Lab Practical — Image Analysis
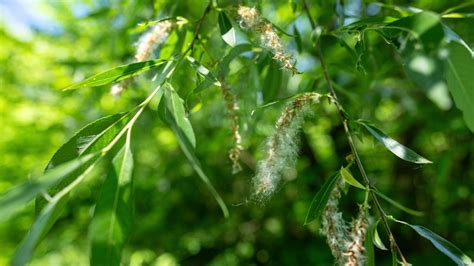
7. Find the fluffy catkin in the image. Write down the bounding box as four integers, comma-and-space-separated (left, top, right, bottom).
343, 204, 369, 266
237, 6, 297, 72
134, 20, 173, 62
110, 20, 173, 96
321, 178, 349, 262
252, 93, 321, 202
220, 80, 243, 174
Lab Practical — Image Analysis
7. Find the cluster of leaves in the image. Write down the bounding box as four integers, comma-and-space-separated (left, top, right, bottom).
0, 0, 473, 265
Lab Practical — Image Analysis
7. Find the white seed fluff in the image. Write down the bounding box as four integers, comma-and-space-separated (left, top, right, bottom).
252, 93, 321, 202
135, 20, 172, 62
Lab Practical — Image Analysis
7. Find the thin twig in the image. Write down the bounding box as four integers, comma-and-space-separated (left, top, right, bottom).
302, 0, 408, 264
184, 0, 213, 55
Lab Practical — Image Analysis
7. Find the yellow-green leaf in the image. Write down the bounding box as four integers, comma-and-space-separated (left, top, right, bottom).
64, 60, 166, 90
340, 167, 366, 190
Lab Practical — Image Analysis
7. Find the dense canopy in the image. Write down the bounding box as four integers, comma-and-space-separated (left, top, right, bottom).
0, 0, 473, 265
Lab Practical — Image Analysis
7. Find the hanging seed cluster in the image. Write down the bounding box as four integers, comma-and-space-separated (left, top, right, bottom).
220, 80, 243, 174
321, 177, 370, 266
237, 6, 297, 73
253, 93, 321, 202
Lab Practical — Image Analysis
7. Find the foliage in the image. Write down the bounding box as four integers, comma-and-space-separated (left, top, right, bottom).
0, 0, 473, 265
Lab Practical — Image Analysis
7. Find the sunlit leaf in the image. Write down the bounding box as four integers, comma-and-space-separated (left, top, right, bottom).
36, 113, 131, 213
64, 60, 166, 90
218, 11, 237, 47
163, 85, 196, 148
12, 156, 100, 266
0, 154, 97, 223
339, 167, 366, 190
186, 56, 220, 86
131, 17, 187, 33
374, 190, 424, 216
304, 172, 340, 225
12, 193, 69, 266
443, 24, 474, 56
90, 142, 134, 266
445, 42, 474, 132
158, 91, 229, 217
359, 122, 432, 164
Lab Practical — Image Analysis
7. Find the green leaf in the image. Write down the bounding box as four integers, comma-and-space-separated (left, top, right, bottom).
163, 85, 196, 148
0, 154, 97, 223
365, 220, 376, 266
36, 113, 131, 213
272, 22, 296, 37
263, 61, 283, 102
391, 217, 474, 265
47, 113, 127, 168
384, 12, 444, 50
294, 25, 302, 53
443, 24, 474, 56
218, 11, 232, 36
446, 41, 474, 132
218, 11, 237, 47
90, 142, 134, 266
12, 193, 69, 266
186, 56, 220, 87
304, 172, 340, 225
408, 225, 474, 265
64, 60, 166, 90
339, 167, 366, 190
158, 91, 228, 217
373, 220, 388, 251
131, 17, 187, 33
359, 122, 432, 164
217, 43, 253, 78
12, 156, 100, 266
374, 190, 424, 216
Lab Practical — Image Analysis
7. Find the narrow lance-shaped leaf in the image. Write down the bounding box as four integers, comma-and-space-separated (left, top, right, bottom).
445, 41, 474, 132
373, 219, 388, 251
218, 11, 237, 47
374, 190, 424, 217
36, 113, 131, 213
194, 43, 254, 94
186, 56, 220, 86
0, 153, 97, 223
294, 25, 302, 53
64, 59, 166, 90
158, 88, 229, 217
365, 219, 376, 266
304, 172, 340, 225
339, 167, 366, 190
217, 43, 253, 78
12, 193, 69, 266
12, 157, 101, 266
163, 85, 196, 148
90, 140, 134, 266
359, 122, 432, 164
390, 217, 474, 265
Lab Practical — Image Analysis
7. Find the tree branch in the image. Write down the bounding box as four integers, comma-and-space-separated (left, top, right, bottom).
303, 0, 409, 264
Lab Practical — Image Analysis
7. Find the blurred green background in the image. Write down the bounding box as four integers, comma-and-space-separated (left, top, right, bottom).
0, 0, 473, 265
